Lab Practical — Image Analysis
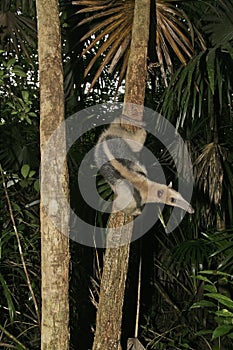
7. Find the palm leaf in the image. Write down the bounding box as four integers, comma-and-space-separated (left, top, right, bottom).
206, 48, 216, 95
172, 238, 212, 268
195, 142, 227, 205
204, 0, 233, 46
156, 2, 195, 70
73, 0, 201, 90
0, 272, 16, 322
0, 1, 36, 58
161, 45, 233, 129
203, 230, 233, 271
216, 57, 223, 114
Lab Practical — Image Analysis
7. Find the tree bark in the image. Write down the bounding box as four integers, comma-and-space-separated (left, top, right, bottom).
122, 0, 151, 130
36, 0, 70, 349
92, 1, 150, 349
93, 213, 133, 350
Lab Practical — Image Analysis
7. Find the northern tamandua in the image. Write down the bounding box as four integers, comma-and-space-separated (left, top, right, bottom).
94, 118, 194, 215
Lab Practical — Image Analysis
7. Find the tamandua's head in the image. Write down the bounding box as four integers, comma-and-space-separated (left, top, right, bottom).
147, 182, 194, 214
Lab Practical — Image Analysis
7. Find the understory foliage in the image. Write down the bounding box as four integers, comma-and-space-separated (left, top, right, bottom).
0, 45, 41, 347
0, 0, 233, 349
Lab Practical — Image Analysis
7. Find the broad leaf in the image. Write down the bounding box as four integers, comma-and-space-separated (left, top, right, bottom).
212, 325, 233, 340
21, 164, 30, 178
205, 293, 233, 309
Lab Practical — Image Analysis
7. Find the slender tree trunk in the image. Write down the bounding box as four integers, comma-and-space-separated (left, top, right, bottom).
92, 1, 150, 349
36, 0, 70, 349
123, 0, 151, 124
93, 213, 133, 350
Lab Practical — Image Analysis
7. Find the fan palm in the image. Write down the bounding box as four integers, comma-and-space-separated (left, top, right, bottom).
0, 0, 37, 59
72, 0, 204, 90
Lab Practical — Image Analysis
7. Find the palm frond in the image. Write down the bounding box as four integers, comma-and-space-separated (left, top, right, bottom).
74, 0, 134, 91
204, 0, 233, 46
195, 142, 227, 205
172, 238, 212, 269
202, 229, 233, 272
73, 0, 201, 90
161, 46, 233, 129
161, 51, 204, 126
0, 1, 37, 58
156, 1, 195, 82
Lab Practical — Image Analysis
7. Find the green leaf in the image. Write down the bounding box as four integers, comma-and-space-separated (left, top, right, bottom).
201, 270, 230, 277
0, 273, 15, 322
29, 112, 37, 117
215, 309, 233, 318
190, 300, 216, 309
216, 58, 223, 114
21, 164, 30, 178
20, 179, 29, 188
12, 202, 22, 214
12, 67, 27, 77
6, 58, 16, 68
206, 49, 216, 94
29, 170, 36, 178
195, 275, 212, 284
204, 284, 217, 293
22, 90, 29, 101
34, 180, 40, 192
212, 325, 233, 340
6, 101, 15, 109
205, 293, 233, 309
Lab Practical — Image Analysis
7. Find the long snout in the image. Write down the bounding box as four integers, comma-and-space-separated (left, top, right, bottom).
174, 197, 194, 214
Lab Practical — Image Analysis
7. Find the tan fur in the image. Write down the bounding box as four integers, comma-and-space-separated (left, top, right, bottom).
99, 119, 146, 153
108, 157, 193, 212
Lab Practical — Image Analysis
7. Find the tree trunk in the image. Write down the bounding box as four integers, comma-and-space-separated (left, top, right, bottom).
92, 1, 150, 349
36, 0, 70, 349
123, 0, 151, 124
93, 213, 133, 350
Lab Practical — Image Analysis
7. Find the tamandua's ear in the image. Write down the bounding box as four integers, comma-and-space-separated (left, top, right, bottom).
168, 181, 172, 188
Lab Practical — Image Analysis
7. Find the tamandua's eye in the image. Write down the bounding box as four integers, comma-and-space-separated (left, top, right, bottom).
170, 197, 176, 203
157, 190, 164, 198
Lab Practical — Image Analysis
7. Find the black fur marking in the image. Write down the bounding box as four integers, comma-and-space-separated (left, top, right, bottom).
116, 158, 147, 177
133, 187, 142, 208
99, 162, 122, 185
102, 135, 147, 177
104, 135, 140, 163
135, 170, 147, 177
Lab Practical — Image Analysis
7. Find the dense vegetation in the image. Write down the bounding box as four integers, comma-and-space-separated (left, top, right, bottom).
0, 0, 233, 349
